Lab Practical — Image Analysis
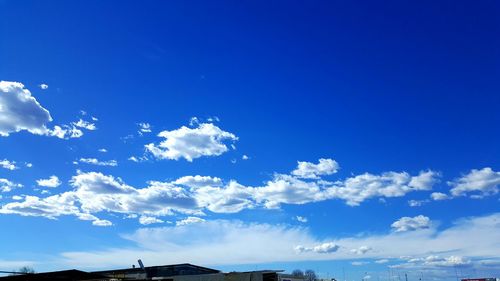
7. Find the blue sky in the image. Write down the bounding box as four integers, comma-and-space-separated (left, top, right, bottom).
0, 0, 499, 280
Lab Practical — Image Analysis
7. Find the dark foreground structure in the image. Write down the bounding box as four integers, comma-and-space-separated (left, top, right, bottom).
0, 263, 300, 281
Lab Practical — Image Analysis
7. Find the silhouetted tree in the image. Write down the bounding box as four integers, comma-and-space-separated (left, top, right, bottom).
18, 266, 35, 274
8, 266, 35, 276
304, 269, 317, 281
292, 270, 305, 277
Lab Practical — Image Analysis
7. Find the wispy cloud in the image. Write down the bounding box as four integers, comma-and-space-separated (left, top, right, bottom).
56, 213, 500, 270
79, 158, 118, 167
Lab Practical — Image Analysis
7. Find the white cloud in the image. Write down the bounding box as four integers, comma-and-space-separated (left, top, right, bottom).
391, 215, 431, 232
145, 123, 238, 161
176, 216, 205, 226
296, 216, 308, 223
206, 116, 220, 123
36, 175, 62, 188
313, 242, 340, 253
12, 195, 23, 200
98, 148, 108, 153
39, 83, 49, 90
192, 180, 255, 213
350, 246, 372, 255
0, 171, 199, 225
72, 119, 97, 130
92, 219, 113, 227
72, 172, 198, 216
408, 199, 428, 207
0, 160, 442, 225
408, 199, 429, 207
449, 168, 500, 198
0, 159, 18, 170
25, 162, 33, 168
0, 81, 53, 136
48, 125, 84, 139
79, 158, 118, 167
375, 259, 389, 264
60, 220, 316, 268
352, 261, 369, 266
323, 170, 438, 206
189, 117, 200, 126
174, 175, 222, 188
253, 174, 323, 208
430, 192, 449, 201
295, 242, 340, 254
291, 158, 339, 179
0, 178, 22, 192
242, 155, 249, 160
394, 255, 472, 269
0, 81, 95, 139
127, 156, 148, 163
138, 122, 152, 134
139, 215, 164, 225
0, 193, 81, 219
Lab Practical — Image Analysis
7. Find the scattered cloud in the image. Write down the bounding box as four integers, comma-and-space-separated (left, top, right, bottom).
351, 261, 369, 266
242, 155, 250, 160
98, 148, 108, 153
296, 216, 308, 223
394, 255, 472, 269
430, 192, 450, 201
128, 156, 140, 163
323, 170, 439, 206
291, 158, 339, 179
295, 242, 340, 254
449, 167, 500, 198
39, 83, 49, 90
145, 123, 238, 162
139, 215, 164, 225
48, 125, 84, 139
408, 199, 429, 207
350, 246, 372, 255
92, 219, 113, 227
0, 81, 96, 139
0, 178, 22, 192
0, 159, 18, 170
138, 122, 152, 134
206, 116, 220, 123
189, 117, 200, 126
0, 81, 53, 137
72, 119, 97, 130
79, 158, 118, 167
36, 175, 62, 188
176, 216, 205, 226
174, 175, 222, 188
391, 215, 431, 232
0, 160, 442, 225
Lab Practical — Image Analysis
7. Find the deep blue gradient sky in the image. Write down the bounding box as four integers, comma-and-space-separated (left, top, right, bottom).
0, 1, 499, 280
